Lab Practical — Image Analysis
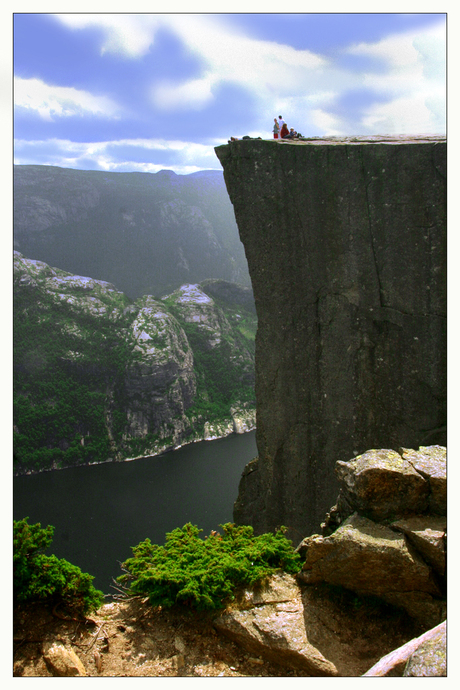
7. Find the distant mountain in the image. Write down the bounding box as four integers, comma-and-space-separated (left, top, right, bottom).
13, 165, 250, 300
13, 253, 256, 474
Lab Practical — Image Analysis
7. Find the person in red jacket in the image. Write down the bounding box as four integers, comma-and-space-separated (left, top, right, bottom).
280, 123, 289, 138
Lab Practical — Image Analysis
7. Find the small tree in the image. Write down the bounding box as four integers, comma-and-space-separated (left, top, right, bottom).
118, 522, 301, 611
13, 517, 104, 615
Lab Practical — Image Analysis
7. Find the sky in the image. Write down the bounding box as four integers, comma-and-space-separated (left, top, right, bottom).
12, 10, 447, 175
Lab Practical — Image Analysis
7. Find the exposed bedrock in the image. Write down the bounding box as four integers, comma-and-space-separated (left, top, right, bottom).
215, 135, 446, 542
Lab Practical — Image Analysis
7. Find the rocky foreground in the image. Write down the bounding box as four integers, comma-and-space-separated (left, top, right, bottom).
14, 445, 446, 677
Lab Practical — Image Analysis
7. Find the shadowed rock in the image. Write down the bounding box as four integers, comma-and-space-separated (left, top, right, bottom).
297, 513, 443, 626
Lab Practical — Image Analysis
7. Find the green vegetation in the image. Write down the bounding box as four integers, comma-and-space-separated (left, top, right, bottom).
13, 285, 133, 472
186, 327, 253, 413
126, 432, 171, 457
235, 316, 257, 341
13, 255, 256, 474
162, 311, 255, 430
117, 522, 301, 611
13, 518, 104, 615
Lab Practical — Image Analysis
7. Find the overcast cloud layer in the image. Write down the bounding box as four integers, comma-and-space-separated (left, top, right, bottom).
13, 13, 446, 174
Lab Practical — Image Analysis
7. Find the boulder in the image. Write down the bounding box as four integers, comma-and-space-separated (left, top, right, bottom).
390, 515, 446, 576
214, 573, 338, 676
335, 449, 429, 521
297, 513, 444, 626
403, 621, 447, 676
42, 642, 86, 676
215, 572, 430, 676
363, 621, 446, 676
400, 445, 447, 514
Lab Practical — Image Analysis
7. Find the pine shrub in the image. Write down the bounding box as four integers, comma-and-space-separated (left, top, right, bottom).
13, 518, 104, 615
118, 522, 301, 611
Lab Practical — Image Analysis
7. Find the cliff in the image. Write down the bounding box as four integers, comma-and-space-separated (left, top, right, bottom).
13, 253, 256, 474
215, 134, 447, 542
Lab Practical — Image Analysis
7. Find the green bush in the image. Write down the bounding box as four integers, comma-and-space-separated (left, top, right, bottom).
118, 522, 301, 611
13, 518, 104, 615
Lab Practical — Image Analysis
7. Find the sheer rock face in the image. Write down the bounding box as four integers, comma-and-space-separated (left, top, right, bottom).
123, 295, 197, 442
215, 135, 446, 541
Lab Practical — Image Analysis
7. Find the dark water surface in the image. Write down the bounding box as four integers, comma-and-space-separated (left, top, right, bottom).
13, 431, 257, 594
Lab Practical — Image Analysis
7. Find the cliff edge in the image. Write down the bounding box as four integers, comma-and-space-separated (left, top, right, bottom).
215, 135, 446, 542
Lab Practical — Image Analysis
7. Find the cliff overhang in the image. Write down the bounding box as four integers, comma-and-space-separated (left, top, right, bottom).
215, 134, 446, 542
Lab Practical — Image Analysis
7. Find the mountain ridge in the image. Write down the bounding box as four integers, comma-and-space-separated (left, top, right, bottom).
13, 164, 250, 300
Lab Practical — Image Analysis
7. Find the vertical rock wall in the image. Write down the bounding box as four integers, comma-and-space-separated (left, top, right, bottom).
215, 136, 446, 542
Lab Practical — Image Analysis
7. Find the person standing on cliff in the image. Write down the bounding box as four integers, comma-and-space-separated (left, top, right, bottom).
278, 115, 285, 132
273, 118, 280, 139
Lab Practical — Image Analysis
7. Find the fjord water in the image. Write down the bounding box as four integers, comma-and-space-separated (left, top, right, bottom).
13, 431, 257, 594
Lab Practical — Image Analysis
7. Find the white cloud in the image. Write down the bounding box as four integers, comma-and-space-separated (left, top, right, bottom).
348, 30, 420, 71
21, 14, 447, 138
14, 76, 121, 121
54, 13, 161, 58
360, 93, 444, 135
344, 21, 445, 134
54, 13, 329, 113
152, 76, 215, 111
13, 136, 221, 174
164, 14, 325, 80
151, 14, 328, 110
310, 108, 343, 136
151, 14, 446, 135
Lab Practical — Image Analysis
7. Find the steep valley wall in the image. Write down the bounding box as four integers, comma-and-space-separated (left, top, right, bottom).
215, 135, 446, 542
